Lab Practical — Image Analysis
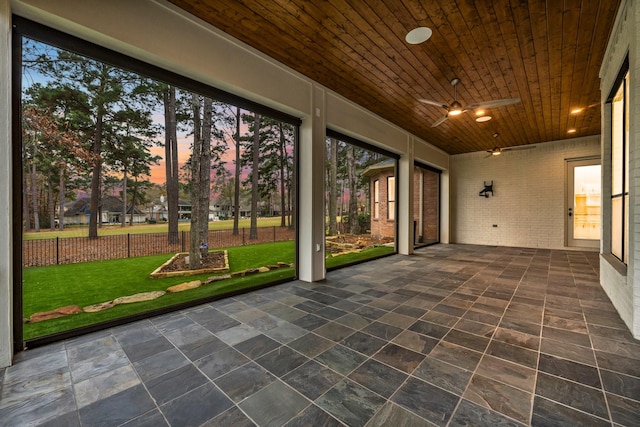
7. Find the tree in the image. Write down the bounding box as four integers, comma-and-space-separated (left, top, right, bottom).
249, 113, 261, 240
327, 138, 338, 235
163, 85, 180, 244
23, 41, 151, 238
347, 144, 360, 234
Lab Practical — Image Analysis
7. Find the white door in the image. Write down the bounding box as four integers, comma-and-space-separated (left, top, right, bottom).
567, 159, 601, 248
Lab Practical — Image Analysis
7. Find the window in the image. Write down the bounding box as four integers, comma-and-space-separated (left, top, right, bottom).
610, 68, 629, 264
387, 176, 395, 220
373, 180, 380, 219
324, 130, 397, 269
15, 18, 299, 344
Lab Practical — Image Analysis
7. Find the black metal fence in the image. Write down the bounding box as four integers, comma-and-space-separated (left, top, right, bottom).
23, 227, 295, 268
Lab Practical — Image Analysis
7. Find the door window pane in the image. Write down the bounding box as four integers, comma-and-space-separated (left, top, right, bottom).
573, 165, 601, 240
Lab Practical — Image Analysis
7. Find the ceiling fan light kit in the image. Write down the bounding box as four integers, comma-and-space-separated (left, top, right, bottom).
418, 78, 520, 128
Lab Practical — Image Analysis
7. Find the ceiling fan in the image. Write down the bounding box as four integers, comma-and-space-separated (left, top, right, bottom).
486, 146, 535, 156
486, 133, 535, 156
419, 78, 520, 127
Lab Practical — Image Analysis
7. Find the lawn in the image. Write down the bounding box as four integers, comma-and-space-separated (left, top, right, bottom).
23, 241, 295, 339
22, 241, 394, 340
23, 217, 286, 240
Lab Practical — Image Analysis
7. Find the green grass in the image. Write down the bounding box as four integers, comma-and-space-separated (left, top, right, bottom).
325, 245, 395, 269
23, 217, 286, 240
22, 241, 395, 340
23, 241, 295, 339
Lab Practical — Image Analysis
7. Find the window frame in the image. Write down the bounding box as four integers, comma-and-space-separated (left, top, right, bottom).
387, 176, 395, 220
373, 179, 380, 219
12, 16, 301, 350
607, 57, 629, 264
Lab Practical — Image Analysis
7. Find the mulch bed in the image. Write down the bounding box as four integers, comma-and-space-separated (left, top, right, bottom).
158, 251, 227, 273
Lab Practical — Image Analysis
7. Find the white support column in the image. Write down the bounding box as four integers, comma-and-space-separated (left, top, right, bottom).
397, 138, 414, 255
440, 170, 450, 244
0, 0, 14, 368
297, 85, 326, 282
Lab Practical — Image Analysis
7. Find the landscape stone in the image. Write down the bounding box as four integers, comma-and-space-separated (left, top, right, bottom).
203, 274, 232, 284
166, 280, 202, 293
113, 291, 166, 304
83, 301, 115, 313
29, 305, 83, 323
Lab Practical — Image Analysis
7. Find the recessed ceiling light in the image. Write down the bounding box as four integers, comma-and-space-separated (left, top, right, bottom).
405, 27, 433, 44
567, 128, 577, 133
475, 116, 492, 122
475, 109, 486, 116
570, 108, 584, 114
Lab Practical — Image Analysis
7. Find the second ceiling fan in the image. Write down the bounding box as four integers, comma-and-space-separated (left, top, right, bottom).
419, 78, 520, 127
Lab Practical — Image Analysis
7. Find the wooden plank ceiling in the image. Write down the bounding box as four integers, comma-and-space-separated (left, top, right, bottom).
168, 0, 620, 155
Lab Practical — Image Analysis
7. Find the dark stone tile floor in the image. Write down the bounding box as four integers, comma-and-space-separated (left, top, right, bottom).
1, 244, 639, 426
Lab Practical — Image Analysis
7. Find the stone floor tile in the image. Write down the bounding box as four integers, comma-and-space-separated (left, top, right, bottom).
315, 344, 367, 376
392, 377, 460, 426
316, 379, 386, 427
464, 374, 532, 424
283, 404, 343, 427
79, 385, 155, 427
238, 381, 308, 427
413, 356, 473, 395
449, 399, 526, 427
348, 359, 407, 398
0, 387, 77, 427
282, 360, 343, 400
535, 372, 608, 419
531, 395, 610, 427
196, 347, 249, 382
160, 382, 233, 427
145, 364, 208, 405
74, 364, 140, 409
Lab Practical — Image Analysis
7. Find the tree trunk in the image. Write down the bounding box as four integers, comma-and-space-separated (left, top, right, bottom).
289, 127, 297, 230
199, 97, 212, 245
233, 107, 241, 235
31, 159, 40, 232
278, 124, 286, 227
129, 180, 138, 226
121, 167, 127, 227
23, 170, 31, 231
164, 85, 179, 244
88, 110, 103, 239
189, 94, 202, 269
58, 168, 65, 231
48, 179, 55, 231
347, 145, 360, 234
328, 138, 338, 235
249, 113, 261, 240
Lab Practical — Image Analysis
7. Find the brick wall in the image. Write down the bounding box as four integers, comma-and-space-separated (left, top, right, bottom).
450, 135, 600, 249
598, 0, 638, 338
413, 168, 439, 243
370, 169, 395, 238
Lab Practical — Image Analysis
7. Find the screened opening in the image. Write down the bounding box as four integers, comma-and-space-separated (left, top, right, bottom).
15, 18, 299, 345
325, 131, 397, 269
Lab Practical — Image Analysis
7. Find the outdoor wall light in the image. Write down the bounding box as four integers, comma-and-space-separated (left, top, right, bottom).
479, 181, 493, 198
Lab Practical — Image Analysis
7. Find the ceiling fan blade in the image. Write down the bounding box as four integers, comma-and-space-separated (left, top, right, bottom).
431, 115, 449, 127
419, 98, 449, 108
465, 98, 520, 110
502, 145, 535, 152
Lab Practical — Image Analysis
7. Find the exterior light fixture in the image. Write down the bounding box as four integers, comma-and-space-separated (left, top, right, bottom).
570, 108, 584, 114
476, 116, 492, 122
567, 128, 577, 133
